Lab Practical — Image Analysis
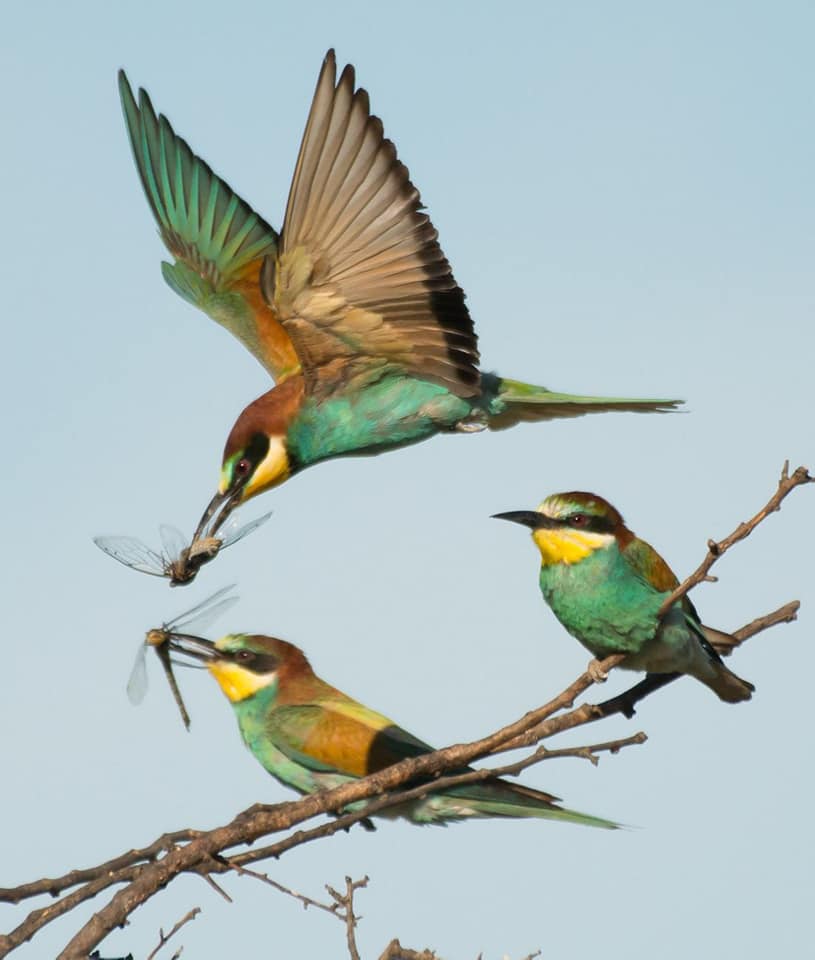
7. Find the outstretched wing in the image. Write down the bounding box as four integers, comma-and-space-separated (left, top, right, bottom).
263, 50, 480, 399
266, 699, 433, 778
119, 71, 300, 382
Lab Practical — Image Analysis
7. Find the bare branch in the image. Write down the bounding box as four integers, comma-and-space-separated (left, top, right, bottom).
145, 908, 200, 960
325, 877, 368, 960
224, 861, 344, 919
724, 600, 800, 649
657, 462, 812, 616
0, 831, 199, 905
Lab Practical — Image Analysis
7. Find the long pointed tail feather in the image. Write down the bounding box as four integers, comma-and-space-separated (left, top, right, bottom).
441, 779, 619, 828
487, 376, 682, 430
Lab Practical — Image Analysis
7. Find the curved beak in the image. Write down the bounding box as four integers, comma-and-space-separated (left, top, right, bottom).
167, 632, 219, 663
492, 510, 557, 530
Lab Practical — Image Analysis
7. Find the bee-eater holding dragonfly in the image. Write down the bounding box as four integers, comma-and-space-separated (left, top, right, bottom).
494, 492, 754, 703
120, 51, 679, 565
168, 631, 617, 828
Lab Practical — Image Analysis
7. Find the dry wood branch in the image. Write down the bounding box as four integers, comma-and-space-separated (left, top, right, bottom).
378, 940, 439, 960
326, 876, 368, 960
0, 831, 199, 905
657, 462, 812, 617
145, 907, 200, 960
225, 861, 346, 919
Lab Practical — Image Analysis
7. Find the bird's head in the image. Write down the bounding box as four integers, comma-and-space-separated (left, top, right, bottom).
169, 632, 310, 703
193, 381, 304, 541
494, 491, 626, 566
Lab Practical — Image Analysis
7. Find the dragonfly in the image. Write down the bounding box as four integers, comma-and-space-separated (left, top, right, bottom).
127, 585, 239, 728
93, 510, 272, 586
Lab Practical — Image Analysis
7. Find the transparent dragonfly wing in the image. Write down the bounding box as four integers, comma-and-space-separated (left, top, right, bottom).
93, 535, 168, 576
218, 510, 274, 548
126, 642, 149, 705
159, 524, 188, 560
165, 584, 239, 632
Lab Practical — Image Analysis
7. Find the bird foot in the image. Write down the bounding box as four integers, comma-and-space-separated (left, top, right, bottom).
454, 412, 487, 433
587, 659, 608, 684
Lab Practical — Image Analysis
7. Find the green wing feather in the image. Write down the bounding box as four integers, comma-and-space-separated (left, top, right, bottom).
118, 71, 299, 380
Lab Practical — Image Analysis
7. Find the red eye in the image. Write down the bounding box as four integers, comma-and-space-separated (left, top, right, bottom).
571, 514, 587, 526
235, 458, 251, 477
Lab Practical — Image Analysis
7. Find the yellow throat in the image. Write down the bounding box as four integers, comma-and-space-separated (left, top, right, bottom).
208, 662, 271, 703
532, 527, 613, 566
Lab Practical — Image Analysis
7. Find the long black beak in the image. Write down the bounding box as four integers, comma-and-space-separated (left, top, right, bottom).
492, 510, 557, 530
191, 487, 241, 544
167, 632, 219, 663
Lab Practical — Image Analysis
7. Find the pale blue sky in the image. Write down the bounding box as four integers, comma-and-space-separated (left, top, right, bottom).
2, 1, 813, 957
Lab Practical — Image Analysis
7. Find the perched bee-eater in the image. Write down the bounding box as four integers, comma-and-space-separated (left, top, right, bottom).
494, 492, 754, 703
120, 51, 679, 553
169, 631, 616, 828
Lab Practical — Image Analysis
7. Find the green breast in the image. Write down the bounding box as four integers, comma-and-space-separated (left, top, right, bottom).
287, 375, 473, 466
539, 546, 666, 657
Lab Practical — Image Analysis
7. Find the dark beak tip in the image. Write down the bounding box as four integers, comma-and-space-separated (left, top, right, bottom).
491, 510, 544, 529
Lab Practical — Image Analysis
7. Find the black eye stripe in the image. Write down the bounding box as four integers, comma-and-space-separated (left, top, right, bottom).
230, 650, 279, 673
244, 433, 270, 465
560, 514, 616, 535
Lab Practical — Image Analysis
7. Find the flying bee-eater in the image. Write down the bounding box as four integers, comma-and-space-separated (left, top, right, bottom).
494, 492, 754, 703
119, 50, 680, 569
168, 631, 617, 828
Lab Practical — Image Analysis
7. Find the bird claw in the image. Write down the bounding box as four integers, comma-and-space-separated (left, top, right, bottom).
587, 659, 608, 684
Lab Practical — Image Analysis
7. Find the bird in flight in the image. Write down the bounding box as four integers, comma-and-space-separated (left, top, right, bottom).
119, 51, 679, 580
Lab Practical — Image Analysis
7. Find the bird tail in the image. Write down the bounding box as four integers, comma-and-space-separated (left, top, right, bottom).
484, 375, 681, 430
702, 661, 755, 703
472, 798, 620, 829
695, 626, 755, 703
443, 781, 619, 829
